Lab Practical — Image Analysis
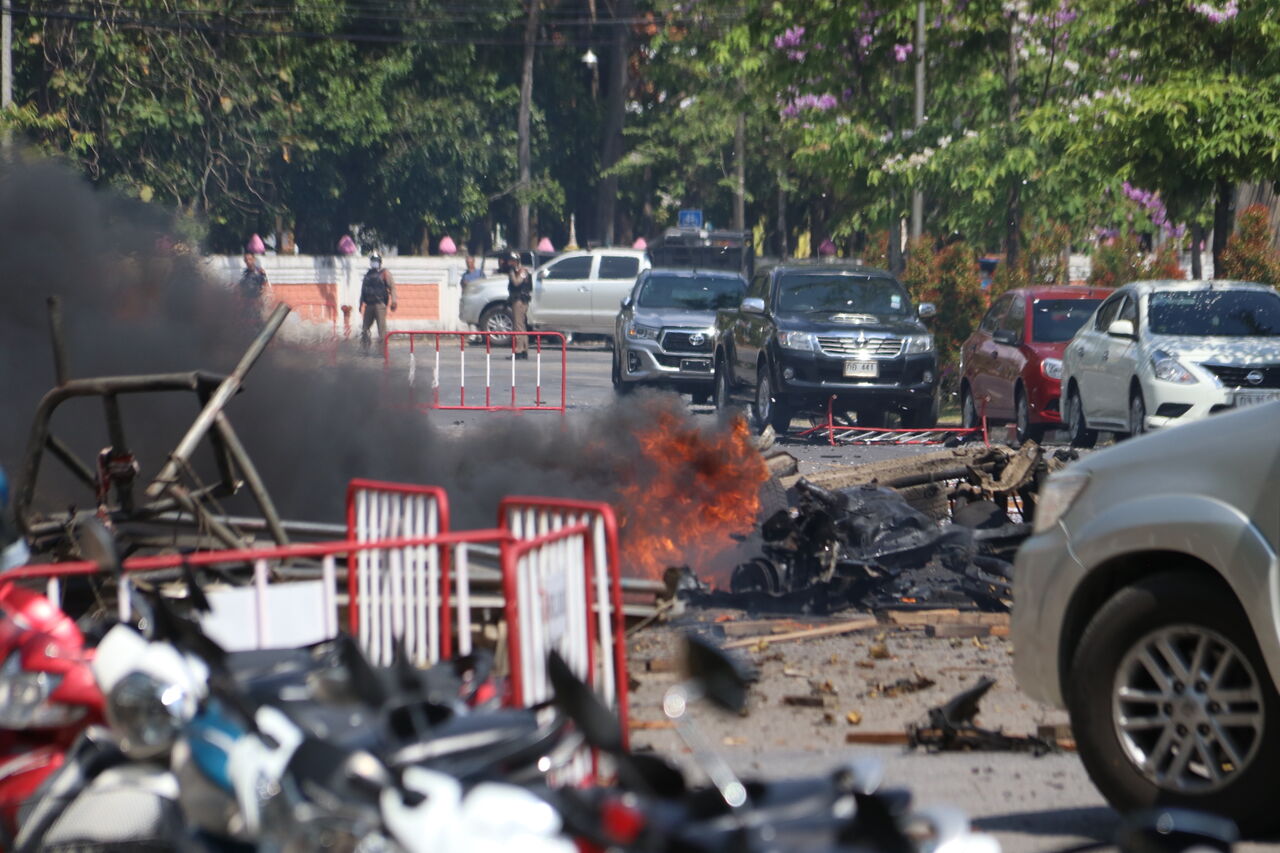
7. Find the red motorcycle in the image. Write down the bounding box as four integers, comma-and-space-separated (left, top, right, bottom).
0, 583, 103, 848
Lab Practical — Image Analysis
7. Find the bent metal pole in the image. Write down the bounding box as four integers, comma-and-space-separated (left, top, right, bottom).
145, 303, 291, 499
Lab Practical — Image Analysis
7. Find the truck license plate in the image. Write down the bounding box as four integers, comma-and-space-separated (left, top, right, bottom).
1233, 390, 1280, 406
843, 361, 878, 378
680, 358, 712, 373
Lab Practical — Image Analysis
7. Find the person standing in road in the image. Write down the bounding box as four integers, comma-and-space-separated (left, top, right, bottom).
359, 252, 398, 354
506, 250, 532, 359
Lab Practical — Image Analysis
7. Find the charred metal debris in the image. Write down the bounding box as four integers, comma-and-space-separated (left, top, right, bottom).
908, 677, 1054, 755
676, 442, 1078, 615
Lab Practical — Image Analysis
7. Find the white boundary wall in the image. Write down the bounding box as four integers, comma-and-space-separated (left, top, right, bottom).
204, 254, 471, 331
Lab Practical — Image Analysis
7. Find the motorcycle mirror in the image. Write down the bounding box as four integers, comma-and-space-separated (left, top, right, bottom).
547, 649, 624, 753
74, 518, 121, 575
1115, 808, 1237, 853
684, 634, 750, 713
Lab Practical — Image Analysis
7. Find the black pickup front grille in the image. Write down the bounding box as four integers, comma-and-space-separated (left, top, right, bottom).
659, 330, 715, 353
1202, 363, 1280, 389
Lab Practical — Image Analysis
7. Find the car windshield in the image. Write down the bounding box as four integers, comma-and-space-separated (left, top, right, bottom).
776, 273, 910, 314
1031, 298, 1103, 342
636, 274, 745, 310
1148, 290, 1280, 336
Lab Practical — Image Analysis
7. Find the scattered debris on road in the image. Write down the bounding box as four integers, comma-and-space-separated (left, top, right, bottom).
908, 677, 1054, 755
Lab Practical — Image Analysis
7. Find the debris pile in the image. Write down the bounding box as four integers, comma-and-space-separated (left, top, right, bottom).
674, 441, 1078, 615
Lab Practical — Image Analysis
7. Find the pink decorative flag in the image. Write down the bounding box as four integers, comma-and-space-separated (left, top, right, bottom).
818, 238, 837, 256
439, 235, 458, 255
537, 237, 555, 252
247, 234, 266, 254
337, 235, 357, 255
632, 237, 647, 250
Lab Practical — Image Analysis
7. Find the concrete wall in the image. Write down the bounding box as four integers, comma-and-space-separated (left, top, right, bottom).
205, 254, 470, 332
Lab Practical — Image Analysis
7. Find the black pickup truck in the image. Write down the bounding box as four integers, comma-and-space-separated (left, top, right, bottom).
712, 261, 939, 432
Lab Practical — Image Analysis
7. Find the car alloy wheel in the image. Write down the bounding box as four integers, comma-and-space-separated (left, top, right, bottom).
714, 361, 732, 411
1068, 388, 1097, 448
1016, 390, 1045, 443
1129, 391, 1147, 437
754, 369, 773, 433
1113, 625, 1265, 794
961, 388, 979, 430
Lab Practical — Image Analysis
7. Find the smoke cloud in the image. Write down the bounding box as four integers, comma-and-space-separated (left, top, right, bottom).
0, 158, 756, 563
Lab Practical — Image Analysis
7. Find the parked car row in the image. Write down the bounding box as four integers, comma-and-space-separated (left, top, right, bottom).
961, 279, 1280, 444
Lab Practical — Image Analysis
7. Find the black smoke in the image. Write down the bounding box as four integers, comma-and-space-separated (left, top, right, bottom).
0, 158, 742, 538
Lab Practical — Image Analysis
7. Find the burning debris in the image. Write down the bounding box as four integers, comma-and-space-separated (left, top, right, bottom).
672, 441, 1078, 615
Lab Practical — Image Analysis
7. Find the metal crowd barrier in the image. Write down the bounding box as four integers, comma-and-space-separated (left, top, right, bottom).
794, 394, 990, 446
382, 330, 567, 412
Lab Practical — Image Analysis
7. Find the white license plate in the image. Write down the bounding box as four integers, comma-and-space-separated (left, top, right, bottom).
1233, 390, 1280, 406
843, 360, 878, 378
680, 358, 711, 373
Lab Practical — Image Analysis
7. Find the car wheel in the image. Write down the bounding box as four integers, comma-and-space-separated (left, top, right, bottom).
1067, 572, 1280, 834
1015, 388, 1047, 443
478, 305, 514, 346
754, 364, 791, 434
713, 358, 734, 412
903, 395, 939, 429
961, 386, 980, 430
611, 349, 633, 395
1067, 386, 1098, 449
689, 390, 711, 406
858, 408, 887, 429
1129, 388, 1147, 437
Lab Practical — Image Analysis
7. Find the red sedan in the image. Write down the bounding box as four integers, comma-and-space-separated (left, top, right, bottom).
959, 285, 1111, 442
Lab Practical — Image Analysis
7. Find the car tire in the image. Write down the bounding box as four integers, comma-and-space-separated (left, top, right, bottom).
1067, 386, 1098, 449
713, 357, 734, 412
903, 395, 939, 429
858, 408, 887, 429
611, 349, 633, 395
478, 304, 514, 346
1129, 388, 1147, 437
1067, 572, 1280, 834
754, 364, 791, 434
961, 386, 981, 430
690, 390, 711, 406
1015, 388, 1047, 444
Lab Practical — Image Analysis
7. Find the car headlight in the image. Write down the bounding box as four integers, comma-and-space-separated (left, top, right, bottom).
0, 652, 87, 729
1041, 358, 1063, 380
1032, 471, 1090, 535
777, 331, 817, 351
904, 334, 934, 354
625, 321, 660, 341
107, 671, 190, 759
1151, 349, 1197, 384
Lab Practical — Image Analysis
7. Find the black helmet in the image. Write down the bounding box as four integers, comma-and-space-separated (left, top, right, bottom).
505, 250, 520, 263
370, 252, 382, 262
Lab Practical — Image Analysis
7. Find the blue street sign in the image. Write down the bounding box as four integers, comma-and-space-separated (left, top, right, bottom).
678, 209, 704, 228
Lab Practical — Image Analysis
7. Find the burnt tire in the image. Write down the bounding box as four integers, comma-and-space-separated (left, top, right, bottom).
1067, 386, 1098, 449
1067, 572, 1280, 835
757, 475, 789, 523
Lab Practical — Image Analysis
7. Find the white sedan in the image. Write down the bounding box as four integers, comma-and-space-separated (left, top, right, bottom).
1060, 279, 1280, 446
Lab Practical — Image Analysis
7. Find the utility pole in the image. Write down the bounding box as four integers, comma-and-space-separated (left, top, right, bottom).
910, 1, 925, 241
733, 112, 745, 231
517, 0, 540, 250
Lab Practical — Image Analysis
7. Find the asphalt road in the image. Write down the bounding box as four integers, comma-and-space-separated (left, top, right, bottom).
382, 339, 1260, 852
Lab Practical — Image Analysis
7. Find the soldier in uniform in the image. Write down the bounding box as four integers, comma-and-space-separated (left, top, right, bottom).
506, 251, 532, 360
359, 252, 398, 354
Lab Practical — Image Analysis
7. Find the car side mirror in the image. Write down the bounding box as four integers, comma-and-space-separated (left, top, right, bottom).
993, 329, 1019, 346
918, 302, 937, 319
620, 296, 633, 310
740, 297, 765, 315
1107, 319, 1135, 338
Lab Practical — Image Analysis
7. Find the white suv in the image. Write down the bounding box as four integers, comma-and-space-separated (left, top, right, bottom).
1060, 279, 1280, 446
458, 248, 650, 339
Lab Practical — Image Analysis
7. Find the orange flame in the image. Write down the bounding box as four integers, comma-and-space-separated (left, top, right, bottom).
613, 408, 768, 582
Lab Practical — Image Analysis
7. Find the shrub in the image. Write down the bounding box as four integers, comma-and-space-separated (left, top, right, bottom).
1089, 232, 1184, 288
1219, 204, 1280, 285
903, 238, 984, 371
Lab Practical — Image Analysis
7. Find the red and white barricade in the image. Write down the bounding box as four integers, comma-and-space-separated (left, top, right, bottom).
383, 331, 567, 412
346, 479, 453, 666
794, 394, 990, 446
500, 497, 629, 749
